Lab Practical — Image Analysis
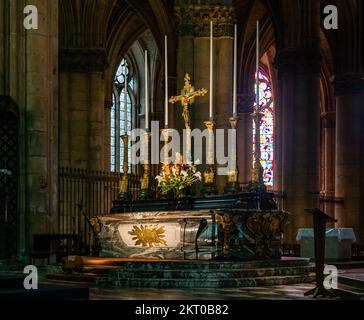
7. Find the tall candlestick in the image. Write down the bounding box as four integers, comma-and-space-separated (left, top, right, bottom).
145, 50, 149, 130
124, 68, 128, 133
233, 24, 237, 117
209, 20, 214, 120
164, 36, 169, 128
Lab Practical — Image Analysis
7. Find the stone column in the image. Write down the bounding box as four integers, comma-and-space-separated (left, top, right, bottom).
334, 74, 364, 243
277, 48, 321, 243
174, 2, 235, 192
215, 34, 234, 192
237, 94, 255, 187
59, 49, 107, 171
24, 0, 59, 249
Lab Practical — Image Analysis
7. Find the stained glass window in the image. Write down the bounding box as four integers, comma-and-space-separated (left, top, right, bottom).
110, 58, 134, 173
253, 68, 274, 187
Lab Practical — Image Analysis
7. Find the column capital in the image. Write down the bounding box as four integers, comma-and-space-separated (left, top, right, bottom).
60, 48, 108, 73
332, 73, 364, 96
174, 2, 236, 37
275, 48, 321, 75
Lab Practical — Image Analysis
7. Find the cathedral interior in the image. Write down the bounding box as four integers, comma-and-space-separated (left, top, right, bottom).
0, 0, 364, 302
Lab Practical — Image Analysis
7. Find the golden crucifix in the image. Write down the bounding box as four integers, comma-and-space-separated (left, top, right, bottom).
169, 73, 208, 129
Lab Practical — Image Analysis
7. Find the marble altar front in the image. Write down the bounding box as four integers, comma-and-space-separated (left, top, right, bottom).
98, 209, 289, 261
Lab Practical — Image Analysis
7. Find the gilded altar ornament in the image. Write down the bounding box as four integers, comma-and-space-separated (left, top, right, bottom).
224, 116, 241, 194
203, 167, 215, 184
201, 120, 217, 195
89, 217, 102, 236
215, 212, 240, 256
128, 225, 167, 247
246, 211, 290, 258
169, 73, 208, 130
140, 132, 151, 200
229, 116, 237, 130
140, 165, 150, 190
228, 170, 238, 183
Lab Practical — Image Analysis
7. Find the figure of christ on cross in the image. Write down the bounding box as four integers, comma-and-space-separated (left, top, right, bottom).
169, 73, 208, 129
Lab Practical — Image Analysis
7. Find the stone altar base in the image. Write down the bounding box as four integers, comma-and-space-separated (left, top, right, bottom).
98, 209, 289, 261
61, 256, 315, 288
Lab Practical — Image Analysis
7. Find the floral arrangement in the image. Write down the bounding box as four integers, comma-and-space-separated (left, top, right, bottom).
156, 153, 202, 197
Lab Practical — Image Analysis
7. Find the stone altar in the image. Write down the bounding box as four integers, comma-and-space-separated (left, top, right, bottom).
296, 228, 356, 260
98, 208, 289, 261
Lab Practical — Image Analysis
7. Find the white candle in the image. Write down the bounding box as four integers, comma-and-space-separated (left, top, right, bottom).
124, 69, 128, 133
209, 21, 214, 120
233, 24, 237, 117
145, 50, 149, 130
256, 20, 260, 112
164, 35, 169, 128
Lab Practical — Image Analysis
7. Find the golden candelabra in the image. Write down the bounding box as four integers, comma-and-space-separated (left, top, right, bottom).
224, 116, 241, 194
161, 128, 170, 165
140, 131, 151, 200
202, 120, 217, 195
118, 134, 130, 200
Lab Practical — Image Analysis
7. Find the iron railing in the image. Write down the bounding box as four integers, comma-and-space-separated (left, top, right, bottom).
58, 167, 141, 252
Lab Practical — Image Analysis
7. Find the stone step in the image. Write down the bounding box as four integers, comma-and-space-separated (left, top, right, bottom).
110, 266, 315, 280
337, 285, 364, 300
339, 275, 364, 290
95, 258, 311, 271
46, 273, 98, 284
97, 273, 316, 289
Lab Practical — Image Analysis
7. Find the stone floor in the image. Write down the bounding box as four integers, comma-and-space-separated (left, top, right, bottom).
89, 283, 335, 300
339, 268, 364, 282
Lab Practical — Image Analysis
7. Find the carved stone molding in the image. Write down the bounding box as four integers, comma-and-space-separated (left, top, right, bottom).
275, 48, 321, 75
237, 93, 255, 114
60, 48, 108, 73
174, 3, 236, 37
332, 73, 364, 96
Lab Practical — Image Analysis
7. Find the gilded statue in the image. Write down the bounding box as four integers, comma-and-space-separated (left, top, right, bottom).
215, 212, 240, 256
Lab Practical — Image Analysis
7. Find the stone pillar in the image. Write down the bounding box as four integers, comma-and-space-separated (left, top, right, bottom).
237, 94, 255, 186
24, 0, 59, 249
277, 48, 321, 243
334, 73, 364, 243
215, 36, 234, 192
59, 49, 107, 171
174, 1, 235, 192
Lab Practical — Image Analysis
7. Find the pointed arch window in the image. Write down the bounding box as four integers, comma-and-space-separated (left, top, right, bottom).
253, 67, 274, 187
110, 58, 135, 172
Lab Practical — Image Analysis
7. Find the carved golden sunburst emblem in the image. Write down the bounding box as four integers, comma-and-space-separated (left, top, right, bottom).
128, 225, 167, 247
